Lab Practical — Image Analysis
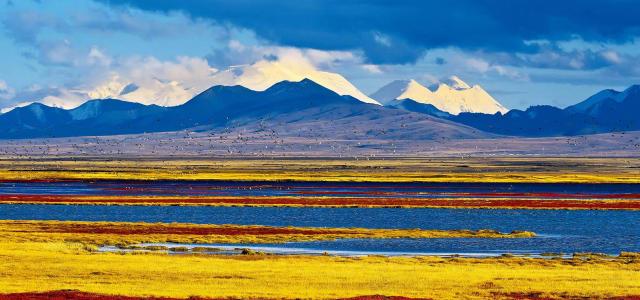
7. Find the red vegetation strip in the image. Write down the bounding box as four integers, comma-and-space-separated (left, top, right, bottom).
0, 291, 431, 300
448, 192, 640, 199
11, 222, 351, 236
340, 296, 430, 300
498, 292, 640, 300
2, 195, 640, 210
0, 291, 215, 300
295, 191, 640, 199
3, 291, 640, 300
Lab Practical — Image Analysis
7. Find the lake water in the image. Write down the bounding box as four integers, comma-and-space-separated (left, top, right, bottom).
2, 180, 640, 199
2, 204, 638, 255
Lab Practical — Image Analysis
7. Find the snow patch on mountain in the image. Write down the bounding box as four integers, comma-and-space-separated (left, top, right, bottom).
371, 76, 508, 115
440, 75, 471, 90
208, 60, 380, 105
88, 76, 194, 107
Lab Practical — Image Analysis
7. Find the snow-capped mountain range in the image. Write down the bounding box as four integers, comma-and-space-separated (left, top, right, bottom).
19, 59, 380, 111
92, 68, 506, 115
4, 56, 637, 139
207, 60, 380, 105
370, 76, 508, 115
4, 60, 511, 115
0, 74, 638, 139
0, 79, 486, 140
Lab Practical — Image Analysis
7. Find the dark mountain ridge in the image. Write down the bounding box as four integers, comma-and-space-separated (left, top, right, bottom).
0, 79, 487, 140
389, 84, 640, 137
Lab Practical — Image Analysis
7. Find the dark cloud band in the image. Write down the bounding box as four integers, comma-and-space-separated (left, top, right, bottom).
99, 0, 640, 64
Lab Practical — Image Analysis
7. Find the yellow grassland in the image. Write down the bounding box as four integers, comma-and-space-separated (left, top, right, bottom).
0, 157, 639, 183
0, 220, 535, 246
0, 220, 637, 299
1, 157, 639, 299
0, 240, 638, 299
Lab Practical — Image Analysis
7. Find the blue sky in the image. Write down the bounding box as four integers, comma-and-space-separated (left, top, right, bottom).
1, 0, 640, 110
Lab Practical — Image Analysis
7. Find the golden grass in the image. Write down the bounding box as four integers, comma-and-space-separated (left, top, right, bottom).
0, 240, 638, 299
0, 220, 535, 246
3, 195, 640, 210
0, 157, 639, 183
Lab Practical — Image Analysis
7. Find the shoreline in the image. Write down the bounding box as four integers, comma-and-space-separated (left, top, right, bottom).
1, 240, 638, 299
0, 220, 536, 246
2, 195, 640, 210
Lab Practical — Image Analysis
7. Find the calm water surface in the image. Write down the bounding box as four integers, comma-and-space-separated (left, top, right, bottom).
2, 204, 638, 255
2, 181, 640, 198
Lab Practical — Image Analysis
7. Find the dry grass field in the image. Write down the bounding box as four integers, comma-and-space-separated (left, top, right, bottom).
0, 238, 638, 299
0, 157, 639, 183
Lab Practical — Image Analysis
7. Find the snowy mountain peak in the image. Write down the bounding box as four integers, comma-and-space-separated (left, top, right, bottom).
15, 58, 380, 110
210, 59, 381, 105
405, 79, 430, 92
370, 79, 434, 105
441, 76, 471, 90
371, 76, 509, 115
368, 80, 411, 104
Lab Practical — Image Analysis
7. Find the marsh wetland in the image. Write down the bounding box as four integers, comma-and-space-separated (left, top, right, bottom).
0, 157, 639, 299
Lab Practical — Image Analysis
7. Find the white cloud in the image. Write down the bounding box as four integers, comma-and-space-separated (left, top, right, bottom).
304, 48, 357, 67
372, 32, 392, 47
39, 89, 87, 109
601, 50, 622, 64
2, 1, 222, 45
0, 80, 16, 100
207, 39, 363, 70
26, 40, 114, 68
420, 74, 440, 85
42, 39, 77, 65
454, 56, 527, 81
42, 55, 221, 108
0, 51, 222, 110
85, 55, 220, 106
493, 65, 529, 81
1, 44, 382, 110
2, 2, 385, 110
464, 58, 491, 73
361, 64, 383, 74
1, 38, 379, 111
0, 101, 32, 114
87, 46, 112, 66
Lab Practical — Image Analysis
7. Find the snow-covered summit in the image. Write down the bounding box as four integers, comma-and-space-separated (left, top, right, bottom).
12, 59, 380, 110
371, 76, 508, 115
208, 60, 380, 105
440, 75, 471, 90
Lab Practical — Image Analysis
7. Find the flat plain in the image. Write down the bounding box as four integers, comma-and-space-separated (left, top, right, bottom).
0, 156, 639, 299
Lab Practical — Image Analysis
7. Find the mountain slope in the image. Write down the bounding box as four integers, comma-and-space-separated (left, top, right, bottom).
391, 84, 640, 137
160, 79, 486, 139
5, 59, 380, 110
89, 59, 381, 106
208, 60, 381, 105
431, 78, 508, 115
0, 79, 487, 140
564, 85, 640, 132
565, 85, 639, 114
69, 99, 166, 121
450, 106, 600, 137
0, 99, 169, 138
370, 80, 436, 105
371, 76, 508, 115
0, 103, 71, 139
387, 99, 452, 118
